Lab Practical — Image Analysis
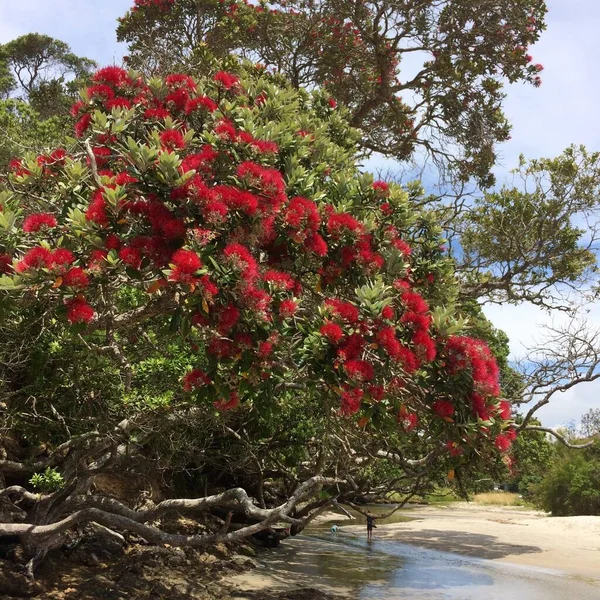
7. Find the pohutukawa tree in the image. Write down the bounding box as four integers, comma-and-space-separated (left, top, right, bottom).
0, 64, 514, 574
116, 0, 547, 186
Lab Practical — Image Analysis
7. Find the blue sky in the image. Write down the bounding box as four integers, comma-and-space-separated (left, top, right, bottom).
2, 0, 600, 427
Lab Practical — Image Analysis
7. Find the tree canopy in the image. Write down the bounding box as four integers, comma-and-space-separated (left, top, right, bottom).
0, 64, 518, 572
2, 0, 600, 580
116, 0, 547, 187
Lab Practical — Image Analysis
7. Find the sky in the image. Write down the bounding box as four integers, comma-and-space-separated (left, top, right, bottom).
1, 0, 599, 427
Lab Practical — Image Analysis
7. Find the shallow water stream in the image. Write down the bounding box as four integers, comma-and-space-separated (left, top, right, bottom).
233, 507, 600, 599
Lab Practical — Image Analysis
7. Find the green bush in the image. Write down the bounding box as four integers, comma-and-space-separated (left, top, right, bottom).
532, 450, 600, 516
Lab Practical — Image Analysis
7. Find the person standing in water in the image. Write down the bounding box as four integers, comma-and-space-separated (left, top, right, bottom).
366, 514, 376, 540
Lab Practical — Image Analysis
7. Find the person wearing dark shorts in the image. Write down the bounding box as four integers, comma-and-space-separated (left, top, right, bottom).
366, 514, 376, 540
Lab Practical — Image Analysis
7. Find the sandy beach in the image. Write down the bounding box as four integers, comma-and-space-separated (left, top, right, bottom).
370, 503, 600, 577
228, 504, 600, 599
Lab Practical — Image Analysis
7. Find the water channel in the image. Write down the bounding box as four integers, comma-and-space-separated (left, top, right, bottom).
236, 506, 600, 599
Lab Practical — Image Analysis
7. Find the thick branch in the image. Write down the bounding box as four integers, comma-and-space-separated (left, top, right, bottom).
522, 426, 597, 449
0, 477, 337, 549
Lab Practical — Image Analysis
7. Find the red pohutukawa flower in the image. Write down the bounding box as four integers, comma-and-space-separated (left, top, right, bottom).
185, 96, 218, 114
494, 400, 511, 420
279, 299, 297, 318
119, 247, 142, 269
217, 304, 240, 334
368, 385, 386, 401
23, 213, 58, 233
62, 267, 90, 288
0, 254, 12, 274
171, 249, 202, 274
106, 97, 132, 111
214, 391, 240, 411
344, 360, 374, 382
381, 305, 395, 320
340, 387, 363, 416
160, 129, 186, 150
214, 71, 239, 90
92, 66, 132, 88
223, 243, 258, 281
446, 441, 463, 457
494, 433, 513, 452
325, 299, 360, 324
305, 233, 328, 256
398, 406, 418, 432
372, 180, 389, 196
86, 189, 109, 226
183, 369, 211, 391
432, 400, 455, 419
51, 249, 76, 268
445, 336, 500, 397
75, 113, 92, 138
320, 321, 344, 344
65, 297, 95, 324
258, 341, 274, 358
327, 212, 364, 237
263, 270, 295, 291
15, 247, 53, 272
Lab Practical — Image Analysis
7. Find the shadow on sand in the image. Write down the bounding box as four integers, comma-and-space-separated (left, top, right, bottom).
380, 528, 543, 560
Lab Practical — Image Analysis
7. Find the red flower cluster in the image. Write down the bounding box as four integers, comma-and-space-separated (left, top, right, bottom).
16, 247, 76, 273
214, 390, 240, 411
398, 406, 418, 432
217, 304, 240, 334
223, 243, 258, 281
445, 335, 501, 405
23, 213, 57, 233
160, 129, 186, 150
214, 71, 240, 90
171, 249, 202, 273
65, 297, 95, 324
183, 369, 211, 391
237, 162, 286, 212
446, 441, 463, 457
324, 298, 359, 324
494, 428, 517, 452
321, 321, 344, 344
283, 197, 322, 249
376, 326, 419, 373
340, 387, 363, 416
0, 254, 12, 274
327, 212, 364, 238
169, 249, 202, 284
279, 299, 297, 318
344, 359, 374, 382
119, 247, 142, 269
432, 400, 454, 419
372, 180, 389, 196
263, 270, 295, 291
63, 267, 89, 288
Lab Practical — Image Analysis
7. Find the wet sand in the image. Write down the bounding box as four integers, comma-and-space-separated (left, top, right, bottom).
228, 504, 600, 599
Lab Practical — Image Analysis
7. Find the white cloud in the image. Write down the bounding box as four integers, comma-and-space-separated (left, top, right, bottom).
495, 0, 600, 176
483, 301, 600, 428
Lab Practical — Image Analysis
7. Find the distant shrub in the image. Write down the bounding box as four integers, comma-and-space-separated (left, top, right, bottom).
532, 451, 600, 516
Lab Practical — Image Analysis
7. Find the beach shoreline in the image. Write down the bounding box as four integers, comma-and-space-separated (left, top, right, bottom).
228, 503, 600, 598
369, 503, 600, 578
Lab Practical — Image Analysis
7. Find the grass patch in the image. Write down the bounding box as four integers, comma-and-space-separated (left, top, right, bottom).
387, 487, 458, 505
472, 491, 527, 506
